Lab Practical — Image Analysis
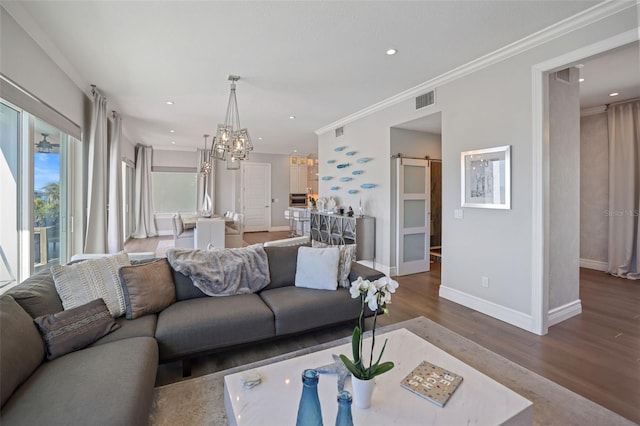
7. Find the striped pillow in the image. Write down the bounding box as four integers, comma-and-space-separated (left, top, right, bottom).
51, 252, 130, 317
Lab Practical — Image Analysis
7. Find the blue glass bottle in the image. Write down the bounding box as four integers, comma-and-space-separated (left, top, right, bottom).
296, 369, 323, 426
335, 391, 353, 426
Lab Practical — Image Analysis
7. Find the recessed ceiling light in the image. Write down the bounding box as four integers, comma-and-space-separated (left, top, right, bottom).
293, 149, 297, 153
258, 137, 263, 140
289, 115, 295, 120
169, 129, 176, 133
578, 78, 585, 82
171, 141, 176, 144
609, 92, 619, 97
166, 101, 174, 105
386, 48, 397, 56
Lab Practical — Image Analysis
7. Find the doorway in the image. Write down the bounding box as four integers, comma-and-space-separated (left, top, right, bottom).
241, 162, 272, 232
390, 112, 443, 276
532, 34, 639, 334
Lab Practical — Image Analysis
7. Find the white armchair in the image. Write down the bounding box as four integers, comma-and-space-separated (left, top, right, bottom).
172, 214, 195, 248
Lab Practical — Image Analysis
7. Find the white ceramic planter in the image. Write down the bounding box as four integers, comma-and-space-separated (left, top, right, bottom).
351, 376, 375, 409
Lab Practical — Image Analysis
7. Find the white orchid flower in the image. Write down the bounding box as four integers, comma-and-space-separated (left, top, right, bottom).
384, 277, 399, 293
349, 278, 364, 298
365, 289, 378, 311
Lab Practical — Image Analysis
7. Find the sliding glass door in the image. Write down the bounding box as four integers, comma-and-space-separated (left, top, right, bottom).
0, 99, 78, 286
0, 102, 20, 290
33, 118, 71, 272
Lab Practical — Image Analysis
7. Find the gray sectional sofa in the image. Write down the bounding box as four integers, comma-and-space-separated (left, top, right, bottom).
0, 244, 384, 425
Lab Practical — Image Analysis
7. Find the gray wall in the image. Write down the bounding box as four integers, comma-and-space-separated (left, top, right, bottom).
389, 128, 442, 268
0, 7, 85, 127
318, 8, 634, 332
249, 153, 290, 228
153, 149, 198, 170
548, 68, 581, 311
580, 112, 609, 265
214, 153, 290, 230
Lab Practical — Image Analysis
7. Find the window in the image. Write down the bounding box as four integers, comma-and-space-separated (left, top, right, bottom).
152, 171, 197, 213
121, 161, 135, 242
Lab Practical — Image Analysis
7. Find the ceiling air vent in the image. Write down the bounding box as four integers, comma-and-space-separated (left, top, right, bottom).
555, 68, 571, 84
335, 126, 344, 137
415, 90, 435, 110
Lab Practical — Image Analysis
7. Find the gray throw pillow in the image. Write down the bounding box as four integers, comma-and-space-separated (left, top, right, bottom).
51, 252, 130, 317
118, 258, 176, 319
34, 298, 120, 360
0, 295, 45, 406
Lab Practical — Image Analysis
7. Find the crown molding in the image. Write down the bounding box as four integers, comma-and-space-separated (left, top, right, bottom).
315, 0, 637, 136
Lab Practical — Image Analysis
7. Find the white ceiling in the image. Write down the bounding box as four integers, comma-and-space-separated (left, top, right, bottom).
578, 41, 640, 109
6, 1, 607, 155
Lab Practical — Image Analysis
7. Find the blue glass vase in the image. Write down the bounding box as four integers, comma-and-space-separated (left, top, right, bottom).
296, 369, 323, 426
335, 391, 353, 426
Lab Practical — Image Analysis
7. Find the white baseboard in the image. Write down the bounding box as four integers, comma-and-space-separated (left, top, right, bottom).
579, 258, 607, 272
548, 299, 582, 326
439, 285, 533, 332
356, 260, 392, 276
269, 226, 290, 232
157, 230, 173, 237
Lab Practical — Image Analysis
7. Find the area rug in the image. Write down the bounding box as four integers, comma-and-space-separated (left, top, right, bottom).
149, 316, 634, 426
155, 240, 174, 258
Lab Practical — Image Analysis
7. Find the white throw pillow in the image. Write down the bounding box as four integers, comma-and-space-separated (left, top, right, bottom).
294, 247, 340, 290
51, 252, 130, 317
311, 241, 356, 288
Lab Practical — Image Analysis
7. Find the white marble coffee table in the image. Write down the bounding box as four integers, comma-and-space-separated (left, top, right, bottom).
224, 328, 532, 425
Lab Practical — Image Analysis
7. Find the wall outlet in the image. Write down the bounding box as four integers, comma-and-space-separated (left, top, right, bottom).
454, 209, 464, 219
481, 276, 489, 288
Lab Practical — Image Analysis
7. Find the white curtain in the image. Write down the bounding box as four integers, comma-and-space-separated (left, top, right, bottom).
197, 148, 215, 215
607, 100, 640, 280
132, 145, 158, 238
84, 89, 108, 253
107, 113, 123, 252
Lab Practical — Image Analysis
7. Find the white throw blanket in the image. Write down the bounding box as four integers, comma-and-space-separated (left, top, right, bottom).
166, 244, 270, 296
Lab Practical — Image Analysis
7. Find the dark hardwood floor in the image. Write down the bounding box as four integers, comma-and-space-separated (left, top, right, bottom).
125, 232, 640, 423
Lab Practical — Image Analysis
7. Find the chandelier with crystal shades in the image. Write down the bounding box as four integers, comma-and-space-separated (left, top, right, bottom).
211, 75, 253, 170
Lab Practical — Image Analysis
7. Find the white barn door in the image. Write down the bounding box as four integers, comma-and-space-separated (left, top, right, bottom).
241, 162, 271, 232
396, 158, 431, 276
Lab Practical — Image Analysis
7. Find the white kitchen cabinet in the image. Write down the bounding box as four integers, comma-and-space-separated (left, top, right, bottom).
289, 164, 308, 193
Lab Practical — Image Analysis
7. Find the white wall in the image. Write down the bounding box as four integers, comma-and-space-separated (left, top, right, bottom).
580, 112, 609, 267
318, 7, 636, 332
548, 67, 581, 315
